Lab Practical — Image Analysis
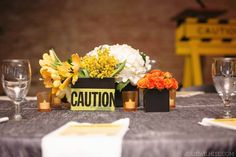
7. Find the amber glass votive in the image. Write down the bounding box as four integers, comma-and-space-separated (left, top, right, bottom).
169, 89, 176, 109
36, 91, 51, 112
51, 94, 62, 109
122, 91, 138, 112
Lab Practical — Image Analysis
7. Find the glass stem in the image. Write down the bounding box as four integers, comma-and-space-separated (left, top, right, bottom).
223, 97, 231, 118
14, 102, 22, 121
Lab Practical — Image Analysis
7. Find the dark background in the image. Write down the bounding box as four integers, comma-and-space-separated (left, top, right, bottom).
0, 0, 236, 95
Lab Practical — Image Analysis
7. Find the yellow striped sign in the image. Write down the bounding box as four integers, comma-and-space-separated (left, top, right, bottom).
71, 88, 115, 111
177, 18, 236, 40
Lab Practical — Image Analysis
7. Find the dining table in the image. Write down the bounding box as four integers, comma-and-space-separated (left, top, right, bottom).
0, 93, 236, 157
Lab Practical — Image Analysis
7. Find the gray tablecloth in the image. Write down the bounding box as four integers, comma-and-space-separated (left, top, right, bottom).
0, 94, 236, 157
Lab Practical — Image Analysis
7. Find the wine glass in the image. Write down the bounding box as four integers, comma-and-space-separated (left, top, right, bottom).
1, 59, 31, 121
212, 58, 236, 118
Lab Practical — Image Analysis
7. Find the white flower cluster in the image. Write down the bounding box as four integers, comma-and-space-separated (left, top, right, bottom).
88, 44, 152, 85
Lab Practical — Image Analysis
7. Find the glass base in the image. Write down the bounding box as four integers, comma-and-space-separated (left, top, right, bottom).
223, 105, 232, 118
223, 112, 232, 118
14, 114, 22, 121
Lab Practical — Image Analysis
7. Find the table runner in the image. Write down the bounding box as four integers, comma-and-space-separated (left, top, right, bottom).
0, 94, 236, 157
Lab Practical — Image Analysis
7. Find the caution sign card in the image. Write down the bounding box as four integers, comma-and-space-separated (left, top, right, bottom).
70, 78, 115, 111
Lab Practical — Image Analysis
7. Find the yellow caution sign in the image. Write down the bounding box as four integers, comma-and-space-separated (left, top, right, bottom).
70, 78, 115, 111
176, 18, 236, 87
71, 88, 115, 111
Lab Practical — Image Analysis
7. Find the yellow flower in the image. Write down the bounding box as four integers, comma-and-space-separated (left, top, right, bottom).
71, 53, 80, 84
81, 48, 118, 78
39, 49, 62, 89
57, 62, 72, 78
57, 53, 81, 90
39, 49, 64, 97
53, 80, 61, 88
39, 50, 82, 99
39, 49, 61, 68
59, 77, 71, 90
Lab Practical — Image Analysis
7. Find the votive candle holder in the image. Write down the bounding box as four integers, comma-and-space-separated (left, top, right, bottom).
169, 89, 176, 109
36, 91, 51, 112
122, 91, 138, 112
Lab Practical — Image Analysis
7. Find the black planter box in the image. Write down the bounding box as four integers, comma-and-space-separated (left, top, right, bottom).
144, 89, 169, 112
70, 78, 115, 111
115, 83, 138, 107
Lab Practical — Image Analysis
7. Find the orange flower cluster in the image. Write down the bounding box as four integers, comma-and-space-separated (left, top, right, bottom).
137, 69, 178, 90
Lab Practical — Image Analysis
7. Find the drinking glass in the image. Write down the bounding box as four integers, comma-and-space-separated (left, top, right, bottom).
212, 58, 236, 118
1, 59, 31, 120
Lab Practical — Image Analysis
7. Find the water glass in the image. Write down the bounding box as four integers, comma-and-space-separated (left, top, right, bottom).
212, 58, 236, 118
1, 59, 31, 120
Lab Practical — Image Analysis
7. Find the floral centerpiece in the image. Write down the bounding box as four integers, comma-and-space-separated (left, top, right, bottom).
137, 69, 178, 112
39, 48, 123, 100
137, 69, 178, 90
88, 44, 152, 107
39, 44, 151, 110
88, 44, 152, 91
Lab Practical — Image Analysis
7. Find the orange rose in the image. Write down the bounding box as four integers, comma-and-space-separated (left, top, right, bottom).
149, 69, 162, 77
144, 73, 152, 78
164, 72, 172, 78
150, 69, 162, 74
137, 78, 148, 88
170, 78, 178, 90
154, 77, 165, 90
149, 73, 158, 78
164, 78, 173, 89
147, 77, 156, 89
137, 69, 178, 90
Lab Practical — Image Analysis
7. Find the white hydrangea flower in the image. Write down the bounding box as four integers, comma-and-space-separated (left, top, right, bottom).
88, 44, 152, 85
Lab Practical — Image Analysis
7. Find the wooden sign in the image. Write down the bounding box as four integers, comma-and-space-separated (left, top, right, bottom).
185, 24, 236, 39
176, 18, 236, 40
175, 17, 236, 87
70, 78, 115, 111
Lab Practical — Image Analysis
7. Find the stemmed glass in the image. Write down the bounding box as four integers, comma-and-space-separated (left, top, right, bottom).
1, 59, 31, 121
212, 58, 236, 118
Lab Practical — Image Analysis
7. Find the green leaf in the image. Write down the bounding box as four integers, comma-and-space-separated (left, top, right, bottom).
67, 58, 72, 64
140, 52, 146, 63
78, 68, 90, 78
50, 48, 62, 64
82, 69, 90, 77
111, 60, 126, 77
116, 80, 130, 92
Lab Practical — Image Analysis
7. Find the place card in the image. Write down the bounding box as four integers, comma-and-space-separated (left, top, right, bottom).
199, 118, 236, 130
42, 118, 130, 157
59, 124, 123, 136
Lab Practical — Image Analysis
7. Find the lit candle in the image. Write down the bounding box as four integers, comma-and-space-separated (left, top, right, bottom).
125, 99, 136, 109
39, 100, 50, 109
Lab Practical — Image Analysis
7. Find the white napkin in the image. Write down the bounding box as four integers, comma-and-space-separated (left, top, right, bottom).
177, 91, 204, 97
0, 117, 9, 123
199, 118, 236, 130
42, 118, 130, 157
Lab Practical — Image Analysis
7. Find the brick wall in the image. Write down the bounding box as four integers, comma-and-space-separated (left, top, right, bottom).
0, 0, 235, 95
